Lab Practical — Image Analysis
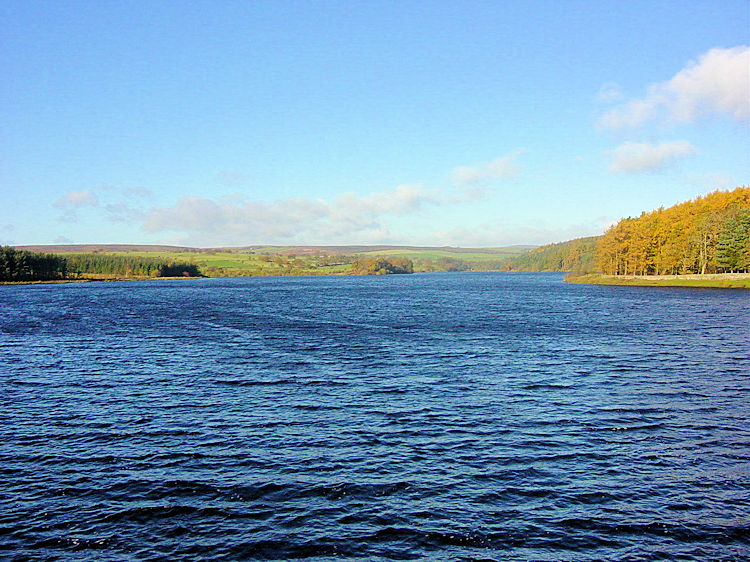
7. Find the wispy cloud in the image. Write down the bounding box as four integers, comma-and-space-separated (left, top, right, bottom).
105, 203, 145, 223
0, 224, 15, 246
596, 82, 624, 104
122, 186, 153, 199
52, 190, 99, 221
451, 151, 522, 187
53, 190, 99, 209
598, 46, 750, 129
606, 140, 695, 173
54, 235, 74, 243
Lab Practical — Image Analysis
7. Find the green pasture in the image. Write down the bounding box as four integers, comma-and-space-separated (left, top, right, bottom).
358, 248, 526, 262
56, 245, 532, 278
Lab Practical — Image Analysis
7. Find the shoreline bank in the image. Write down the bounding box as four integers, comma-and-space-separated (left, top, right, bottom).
566, 273, 750, 289
0, 275, 207, 286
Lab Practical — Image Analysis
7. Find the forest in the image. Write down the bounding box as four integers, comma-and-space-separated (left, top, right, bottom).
0, 247, 68, 281
0, 248, 416, 281
351, 257, 414, 275
502, 187, 749, 277
596, 187, 750, 275
65, 254, 200, 278
0, 247, 200, 282
501, 237, 599, 273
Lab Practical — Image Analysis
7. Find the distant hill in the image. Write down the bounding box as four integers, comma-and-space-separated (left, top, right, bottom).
241, 245, 536, 256
501, 237, 600, 273
16, 244, 201, 253
17, 243, 535, 256
11, 244, 535, 277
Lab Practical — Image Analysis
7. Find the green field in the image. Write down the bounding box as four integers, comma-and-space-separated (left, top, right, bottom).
24, 244, 532, 278
85, 251, 351, 277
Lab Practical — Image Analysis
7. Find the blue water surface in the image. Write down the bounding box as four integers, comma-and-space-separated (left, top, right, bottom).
1, 272, 748, 560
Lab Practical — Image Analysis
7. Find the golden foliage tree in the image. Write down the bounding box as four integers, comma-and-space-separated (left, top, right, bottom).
596, 187, 750, 275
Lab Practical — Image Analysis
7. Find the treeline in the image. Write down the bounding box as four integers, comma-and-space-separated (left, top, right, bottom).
597, 187, 750, 275
0, 247, 68, 281
351, 257, 414, 275
0, 247, 201, 281
501, 237, 599, 273
66, 254, 201, 277
414, 257, 503, 272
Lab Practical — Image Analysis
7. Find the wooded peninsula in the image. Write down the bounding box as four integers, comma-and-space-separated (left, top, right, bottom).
502, 186, 750, 287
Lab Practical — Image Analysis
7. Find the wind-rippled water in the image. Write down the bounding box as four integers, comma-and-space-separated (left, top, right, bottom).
1, 272, 748, 560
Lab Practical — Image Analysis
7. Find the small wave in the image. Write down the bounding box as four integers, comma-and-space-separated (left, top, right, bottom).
224, 480, 416, 503
522, 383, 573, 390
593, 423, 666, 432
31, 536, 112, 551
102, 504, 235, 523
554, 518, 750, 543
215, 378, 294, 387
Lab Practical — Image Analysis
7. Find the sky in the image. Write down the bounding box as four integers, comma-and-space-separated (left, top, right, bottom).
2, 1, 748, 248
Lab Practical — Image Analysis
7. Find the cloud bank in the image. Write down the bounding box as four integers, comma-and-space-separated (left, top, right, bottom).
607, 140, 695, 173
56, 154, 529, 246
598, 46, 750, 129
142, 184, 437, 246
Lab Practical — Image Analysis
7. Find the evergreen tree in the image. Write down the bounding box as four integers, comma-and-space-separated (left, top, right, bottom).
716, 212, 750, 272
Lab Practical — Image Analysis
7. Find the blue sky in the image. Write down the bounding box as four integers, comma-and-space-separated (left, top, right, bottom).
2, 1, 748, 247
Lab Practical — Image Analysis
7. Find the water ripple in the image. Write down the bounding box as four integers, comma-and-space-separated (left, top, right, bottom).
1, 273, 748, 560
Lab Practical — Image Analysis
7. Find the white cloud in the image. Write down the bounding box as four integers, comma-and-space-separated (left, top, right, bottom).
53, 190, 99, 209
596, 82, 624, 104
122, 186, 153, 199
54, 235, 74, 243
52, 190, 99, 222
598, 46, 750, 129
607, 140, 696, 173
451, 151, 522, 186
141, 185, 437, 246
105, 203, 145, 223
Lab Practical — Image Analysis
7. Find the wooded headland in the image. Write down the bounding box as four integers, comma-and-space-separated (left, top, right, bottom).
503, 186, 749, 287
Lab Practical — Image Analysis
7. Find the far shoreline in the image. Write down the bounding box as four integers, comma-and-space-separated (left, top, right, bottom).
0, 275, 209, 286
4, 271, 750, 289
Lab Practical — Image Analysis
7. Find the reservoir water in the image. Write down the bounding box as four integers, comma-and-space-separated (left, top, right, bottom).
1, 272, 748, 560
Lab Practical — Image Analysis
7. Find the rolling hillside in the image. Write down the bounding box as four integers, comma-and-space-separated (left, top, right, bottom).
13, 244, 534, 277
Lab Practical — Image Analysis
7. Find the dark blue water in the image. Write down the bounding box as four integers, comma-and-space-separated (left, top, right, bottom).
1, 273, 748, 560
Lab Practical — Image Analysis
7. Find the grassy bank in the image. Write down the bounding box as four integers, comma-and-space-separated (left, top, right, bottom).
566, 273, 750, 289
